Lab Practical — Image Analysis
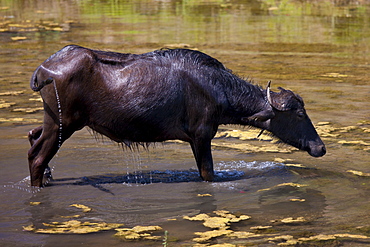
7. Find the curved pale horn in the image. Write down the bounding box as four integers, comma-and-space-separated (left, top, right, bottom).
266, 81, 272, 105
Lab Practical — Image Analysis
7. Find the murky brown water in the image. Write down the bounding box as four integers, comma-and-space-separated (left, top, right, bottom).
1, 0, 369, 246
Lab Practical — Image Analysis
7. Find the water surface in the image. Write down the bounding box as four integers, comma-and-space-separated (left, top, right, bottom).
1, 0, 369, 246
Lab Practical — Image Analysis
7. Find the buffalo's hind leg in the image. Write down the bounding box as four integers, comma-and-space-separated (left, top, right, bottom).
28, 126, 43, 146
28, 125, 53, 183
28, 122, 60, 187
27, 107, 79, 187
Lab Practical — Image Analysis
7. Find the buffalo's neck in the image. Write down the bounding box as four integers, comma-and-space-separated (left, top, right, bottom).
220, 81, 267, 125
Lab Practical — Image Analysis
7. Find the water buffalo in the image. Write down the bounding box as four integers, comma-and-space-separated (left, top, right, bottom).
28, 45, 326, 187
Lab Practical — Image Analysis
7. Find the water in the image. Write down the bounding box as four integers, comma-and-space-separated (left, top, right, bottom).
53, 80, 63, 149
1, 0, 370, 246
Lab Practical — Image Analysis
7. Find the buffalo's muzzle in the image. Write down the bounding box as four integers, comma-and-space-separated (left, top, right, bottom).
308, 143, 326, 157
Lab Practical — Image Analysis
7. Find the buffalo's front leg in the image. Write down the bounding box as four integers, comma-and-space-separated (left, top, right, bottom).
190, 138, 214, 182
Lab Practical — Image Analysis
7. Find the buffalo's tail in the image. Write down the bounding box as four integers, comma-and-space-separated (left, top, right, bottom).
30, 67, 54, 92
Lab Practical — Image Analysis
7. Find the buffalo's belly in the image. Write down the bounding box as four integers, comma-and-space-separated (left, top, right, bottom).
89, 121, 189, 143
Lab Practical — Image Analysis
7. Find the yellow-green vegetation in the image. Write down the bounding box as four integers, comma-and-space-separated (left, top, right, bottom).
214, 128, 295, 154
258, 182, 307, 192
29, 201, 41, 206
184, 210, 251, 229
23, 203, 122, 234
0, 100, 16, 109
210, 120, 370, 155
70, 204, 92, 213
184, 210, 255, 242
0, 90, 24, 96
275, 217, 307, 224
261, 0, 365, 18
23, 200, 369, 245
184, 208, 369, 245
0, 19, 72, 35
23, 220, 122, 234
23, 203, 164, 241
347, 170, 370, 177
114, 225, 163, 240
315, 121, 370, 152
12, 107, 43, 113
197, 193, 213, 197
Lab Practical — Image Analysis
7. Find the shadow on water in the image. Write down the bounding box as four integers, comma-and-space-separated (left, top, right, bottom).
1, 0, 370, 245
42, 162, 341, 194
46, 162, 291, 194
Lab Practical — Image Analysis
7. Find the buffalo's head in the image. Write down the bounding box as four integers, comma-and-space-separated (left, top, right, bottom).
243, 82, 326, 157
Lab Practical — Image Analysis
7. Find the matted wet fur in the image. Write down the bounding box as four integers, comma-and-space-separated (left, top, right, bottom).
28, 45, 325, 187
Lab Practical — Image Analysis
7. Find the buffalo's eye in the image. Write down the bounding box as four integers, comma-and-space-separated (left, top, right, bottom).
297, 111, 305, 119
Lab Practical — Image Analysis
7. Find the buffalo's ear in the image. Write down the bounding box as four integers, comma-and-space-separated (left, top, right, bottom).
241, 110, 275, 123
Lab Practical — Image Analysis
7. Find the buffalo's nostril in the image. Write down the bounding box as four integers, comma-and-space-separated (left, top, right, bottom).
321, 145, 326, 155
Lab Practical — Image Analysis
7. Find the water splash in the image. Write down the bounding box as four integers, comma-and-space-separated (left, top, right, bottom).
122, 149, 155, 184
39, 80, 63, 187
2, 176, 43, 193
216, 160, 282, 171
53, 81, 63, 149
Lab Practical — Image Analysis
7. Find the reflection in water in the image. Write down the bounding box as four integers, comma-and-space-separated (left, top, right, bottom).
1, 0, 370, 246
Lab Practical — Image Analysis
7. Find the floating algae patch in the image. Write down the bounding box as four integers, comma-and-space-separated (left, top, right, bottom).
23, 220, 123, 234
70, 204, 92, 213
11, 36, 27, 41
228, 231, 262, 239
197, 193, 213, 197
346, 170, 370, 177
298, 233, 369, 243
316, 122, 370, 151
274, 158, 293, 163
320, 73, 349, 78
184, 210, 253, 243
338, 140, 370, 146
0, 100, 16, 108
0, 90, 24, 96
0, 20, 72, 33
183, 210, 369, 245
214, 210, 251, 223
60, 215, 81, 219
193, 229, 233, 243
29, 201, 41, 206
0, 117, 41, 124
184, 210, 251, 229
12, 107, 44, 113
213, 129, 295, 154
212, 142, 293, 154
215, 129, 273, 141
250, 225, 273, 230
289, 198, 306, 202
29, 96, 43, 102
23, 203, 122, 234
184, 213, 230, 229
268, 233, 369, 246
267, 235, 297, 246
271, 217, 307, 224
114, 225, 162, 240
315, 122, 340, 138
273, 158, 306, 168
258, 183, 307, 192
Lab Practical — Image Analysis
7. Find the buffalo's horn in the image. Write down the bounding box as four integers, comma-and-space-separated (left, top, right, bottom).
266, 81, 272, 105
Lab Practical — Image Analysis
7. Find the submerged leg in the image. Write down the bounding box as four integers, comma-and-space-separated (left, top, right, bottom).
190, 138, 214, 182
28, 123, 60, 187
28, 125, 54, 183
28, 101, 79, 187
